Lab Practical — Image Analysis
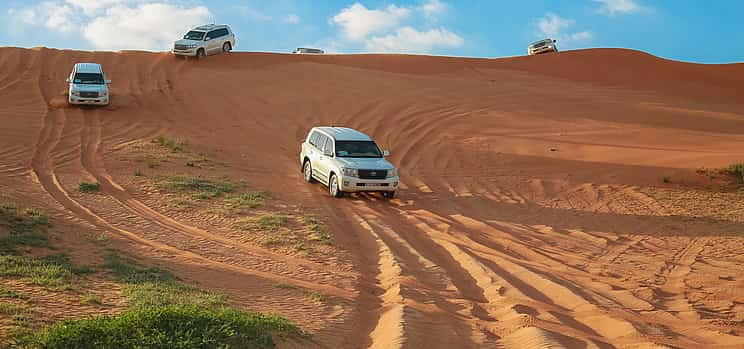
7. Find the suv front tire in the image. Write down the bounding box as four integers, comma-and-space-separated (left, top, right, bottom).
303, 161, 315, 183
329, 174, 343, 198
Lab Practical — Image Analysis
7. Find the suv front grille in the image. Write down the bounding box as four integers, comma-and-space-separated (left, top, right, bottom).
174, 44, 191, 50
358, 169, 387, 180
80, 91, 99, 98
533, 41, 547, 48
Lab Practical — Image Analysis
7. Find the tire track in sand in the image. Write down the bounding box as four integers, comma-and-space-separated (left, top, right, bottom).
78, 111, 350, 280
30, 108, 352, 298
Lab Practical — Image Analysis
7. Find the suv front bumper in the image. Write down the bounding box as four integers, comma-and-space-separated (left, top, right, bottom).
172, 48, 198, 56
338, 175, 399, 193
69, 96, 109, 105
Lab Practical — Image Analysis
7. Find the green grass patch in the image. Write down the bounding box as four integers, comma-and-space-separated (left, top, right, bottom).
153, 136, 189, 153
274, 282, 298, 290
87, 233, 109, 246
0, 286, 28, 300
662, 176, 671, 183
257, 214, 288, 232
302, 214, 333, 245
103, 253, 227, 308
304, 290, 328, 303
0, 301, 26, 316
157, 176, 236, 199
77, 181, 101, 193
224, 191, 266, 210
133, 169, 142, 177
23, 305, 301, 349
81, 293, 102, 305
0, 205, 50, 253
729, 163, 744, 182
0, 255, 74, 290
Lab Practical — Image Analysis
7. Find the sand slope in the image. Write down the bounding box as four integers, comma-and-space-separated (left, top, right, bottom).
1, 47, 744, 348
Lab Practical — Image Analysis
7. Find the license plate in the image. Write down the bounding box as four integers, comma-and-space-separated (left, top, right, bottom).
366, 183, 381, 187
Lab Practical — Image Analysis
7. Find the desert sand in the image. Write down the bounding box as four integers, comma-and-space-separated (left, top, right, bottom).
1, 46, 743, 348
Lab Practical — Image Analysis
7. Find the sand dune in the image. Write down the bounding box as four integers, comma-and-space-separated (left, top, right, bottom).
1, 46, 743, 348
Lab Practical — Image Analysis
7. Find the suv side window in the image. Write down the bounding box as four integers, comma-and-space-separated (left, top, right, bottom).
308, 131, 319, 147
220, 28, 229, 37
315, 134, 327, 151
322, 137, 334, 155
207, 30, 219, 40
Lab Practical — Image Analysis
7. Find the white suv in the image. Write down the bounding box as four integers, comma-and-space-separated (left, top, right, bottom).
528, 38, 558, 55
66, 63, 111, 106
172, 24, 235, 59
300, 127, 399, 198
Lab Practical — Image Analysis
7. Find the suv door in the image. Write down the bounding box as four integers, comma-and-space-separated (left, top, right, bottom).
312, 135, 332, 184
205, 30, 221, 53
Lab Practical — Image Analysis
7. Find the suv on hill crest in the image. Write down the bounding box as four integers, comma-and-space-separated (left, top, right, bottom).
173, 24, 235, 59
66, 63, 111, 106
528, 38, 558, 55
300, 127, 399, 198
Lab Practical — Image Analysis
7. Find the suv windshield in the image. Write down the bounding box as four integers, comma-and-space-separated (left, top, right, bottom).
73, 73, 105, 84
184, 31, 206, 40
335, 141, 382, 158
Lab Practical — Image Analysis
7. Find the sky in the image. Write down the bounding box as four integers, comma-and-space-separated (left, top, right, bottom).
1, 0, 743, 63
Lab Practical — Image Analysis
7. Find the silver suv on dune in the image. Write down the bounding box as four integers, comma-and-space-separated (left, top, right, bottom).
66, 63, 111, 106
300, 127, 399, 198
528, 38, 558, 55
173, 24, 235, 59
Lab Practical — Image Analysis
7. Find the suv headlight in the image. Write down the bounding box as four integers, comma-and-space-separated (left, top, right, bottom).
387, 168, 397, 178
100, 90, 107, 96
188, 44, 197, 48
341, 168, 358, 177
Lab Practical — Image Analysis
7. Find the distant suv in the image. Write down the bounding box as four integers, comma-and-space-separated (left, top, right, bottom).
66, 63, 111, 106
173, 24, 235, 59
293, 48, 324, 54
300, 127, 399, 198
528, 38, 558, 55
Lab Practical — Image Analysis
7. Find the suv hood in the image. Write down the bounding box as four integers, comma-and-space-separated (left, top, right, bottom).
174, 39, 203, 45
70, 83, 107, 92
336, 157, 395, 170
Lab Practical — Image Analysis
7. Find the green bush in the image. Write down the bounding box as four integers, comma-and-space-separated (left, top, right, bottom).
224, 192, 266, 210
153, 136, 189, 153
77, 181, 101, 193
24, 305, 301, 349
729, 163, 744, 181
0, 205, 50, 253
0, 255, 73, 289
157, 176, 235, 199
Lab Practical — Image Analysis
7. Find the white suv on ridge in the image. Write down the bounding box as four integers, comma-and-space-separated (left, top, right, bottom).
300, 127, 399, 198
66, 63, 111, 106
173, 24, 235, 59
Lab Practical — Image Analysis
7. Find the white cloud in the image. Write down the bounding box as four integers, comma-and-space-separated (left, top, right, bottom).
421, 0, 446, 19
284, 14, 300, 24
10, 1, 211, 51
331, 3, 411, 40
365, 26, 463, 53
64, 0, 132, 16
593, 0, 643, 15
83, 3, 211, 50
536, 13, 592, 47
16, 1, 78, 33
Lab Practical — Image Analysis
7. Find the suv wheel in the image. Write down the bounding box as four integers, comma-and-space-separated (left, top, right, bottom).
196, 49, 206, 60
382, 191, 395, 199
329, 174, 343, 198
303, 161, 315, 183
222, 42, 232, 52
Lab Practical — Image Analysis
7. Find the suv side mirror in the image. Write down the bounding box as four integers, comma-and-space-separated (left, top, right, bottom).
65, 78, 71, 83
105, 79, 112, 84
323, 149, 333, 157
383, 150, 390, 157
553, 39, 557, 43
205, 37, 211, 41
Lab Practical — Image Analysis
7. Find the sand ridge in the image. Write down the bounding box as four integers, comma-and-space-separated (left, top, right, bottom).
1, 46, 743, 348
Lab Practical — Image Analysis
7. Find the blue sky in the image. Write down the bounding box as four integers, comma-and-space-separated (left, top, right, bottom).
2, 0, 743, 63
